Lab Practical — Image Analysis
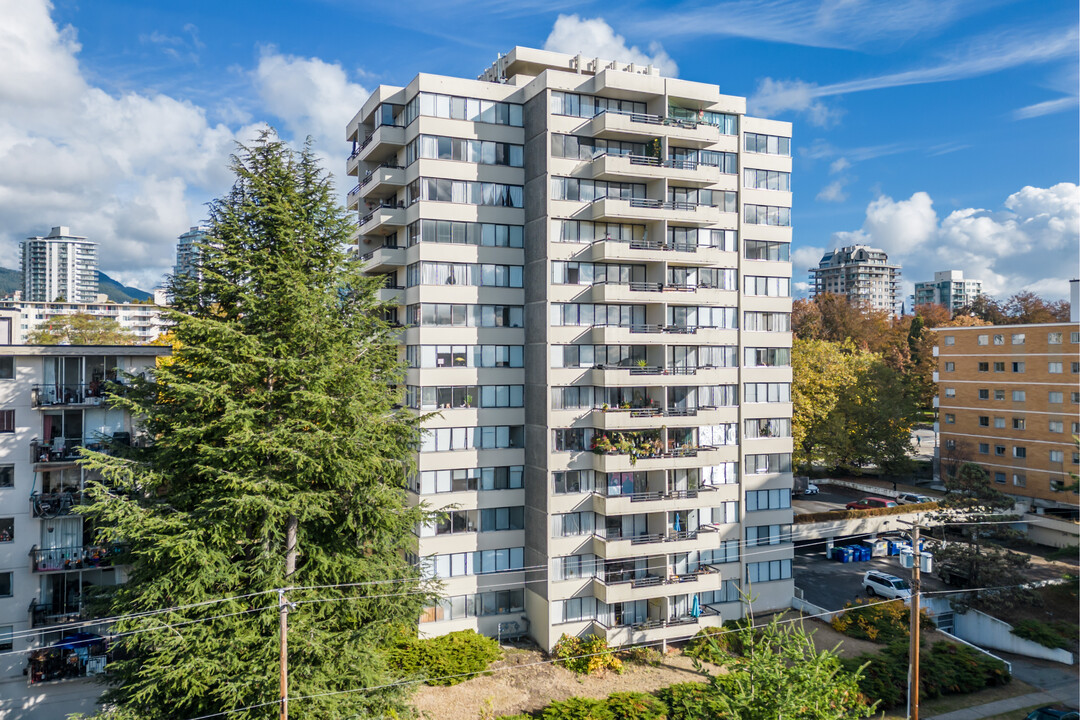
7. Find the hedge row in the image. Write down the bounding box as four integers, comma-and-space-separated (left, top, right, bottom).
795, 501, 939, 524
386, 630, 502, 686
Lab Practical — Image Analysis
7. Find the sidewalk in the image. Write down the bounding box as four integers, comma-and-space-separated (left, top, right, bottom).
927, 691, 1054, 720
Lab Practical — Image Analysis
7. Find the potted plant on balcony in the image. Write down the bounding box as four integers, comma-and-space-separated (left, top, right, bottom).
591, 434, 614, 454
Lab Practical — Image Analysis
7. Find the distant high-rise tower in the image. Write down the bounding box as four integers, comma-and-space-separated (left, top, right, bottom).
174, 226, 209, 284
809, 244, 901, 315
20, 226, 98, 302
913, 270, 982, 313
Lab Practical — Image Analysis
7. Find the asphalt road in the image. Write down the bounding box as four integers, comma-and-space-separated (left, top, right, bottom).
792, 484, 866, 514
793, 547, 949, 611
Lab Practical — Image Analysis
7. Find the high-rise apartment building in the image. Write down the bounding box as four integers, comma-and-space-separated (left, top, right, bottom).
932, 300, 1080, 510
174, 226, 209, 284
914, 270, 981, 313
809, 244, 900, 315
0, 345, 168, 716
346, 47, 794, 651
20, 228, 98, 303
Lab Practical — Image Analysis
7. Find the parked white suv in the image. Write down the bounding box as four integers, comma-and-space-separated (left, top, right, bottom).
896, 492, 934, 505
862, 571, 912, 600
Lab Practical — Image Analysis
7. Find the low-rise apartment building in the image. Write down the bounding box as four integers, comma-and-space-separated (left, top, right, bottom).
0, 344, 168, 717
0, 291, 168, 344
933, 306, 1080, 510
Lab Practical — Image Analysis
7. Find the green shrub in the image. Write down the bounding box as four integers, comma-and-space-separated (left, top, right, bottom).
683, 623, 741, 664
541, 697, 614, 720
386, 629, 502, 686
1011, 619, 1075, 650
841, 641, 1010, 708
552, 634, 623, 676
605, 692, 668, 720
497, 715, 536, 720
623, 646, 663, 666
654, 683, 710, 720
794, 502, 939, 524
831, 599, 932, 644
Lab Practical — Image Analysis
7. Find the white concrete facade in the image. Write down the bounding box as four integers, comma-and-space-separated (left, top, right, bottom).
0, 345, 167, 718
809, 244, 901, 315
0, 293, 167, 345
914, 270, 982, 313
347, 46, 794, 651
19, 228, 98, 304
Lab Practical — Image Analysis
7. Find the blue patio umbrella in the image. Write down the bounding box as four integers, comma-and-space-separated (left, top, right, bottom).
691, 594, 701, 618
673, 513, 682, 533
53, 633, 102, 650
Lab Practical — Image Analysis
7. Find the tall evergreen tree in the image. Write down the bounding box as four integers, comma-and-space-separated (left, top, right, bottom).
79, 134, 430, 719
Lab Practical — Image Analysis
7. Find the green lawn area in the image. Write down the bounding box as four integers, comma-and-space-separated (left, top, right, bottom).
875, 679, 1038, 719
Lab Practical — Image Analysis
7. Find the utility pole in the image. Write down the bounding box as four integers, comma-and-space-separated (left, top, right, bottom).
280, 515, 298, 720
898, 516, 924, 720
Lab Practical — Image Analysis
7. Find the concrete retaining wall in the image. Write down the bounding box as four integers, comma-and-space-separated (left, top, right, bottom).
953, 608, 1075, 665
790, 594, 838, 622
1022, 513, 1079, 549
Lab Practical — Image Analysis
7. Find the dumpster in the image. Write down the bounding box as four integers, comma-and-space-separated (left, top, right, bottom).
861, 539, 888, 557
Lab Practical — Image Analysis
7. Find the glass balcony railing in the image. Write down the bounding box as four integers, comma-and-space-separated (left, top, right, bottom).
30, 544, 125, 573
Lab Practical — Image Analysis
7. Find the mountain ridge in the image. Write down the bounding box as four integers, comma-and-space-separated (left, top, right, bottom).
0, 266, 153, 303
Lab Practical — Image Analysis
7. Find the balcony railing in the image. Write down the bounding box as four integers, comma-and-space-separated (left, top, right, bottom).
30, 491, 83, 518
30, 544, 124, 573
31, 384, 110, 408
31, 437, 115, 465
29, 600, 84, 628
361, 162, 403, 187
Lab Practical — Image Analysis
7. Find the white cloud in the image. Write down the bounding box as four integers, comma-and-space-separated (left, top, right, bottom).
816, 180, 848, 203
748, 78, 841, 127
543, 14, 678, 77
1013, 95, 1079, 120
829, 158, 851, 174
792, 245, 826, 275
821, 184, 1080, 301
746, 25, 1077, 122
0, 1, 369, 292
253, 47, 371, 165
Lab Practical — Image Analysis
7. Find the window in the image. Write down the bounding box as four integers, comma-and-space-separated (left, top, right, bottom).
944, 414, 955, 424
1072, 392, 1080, 404
1049, 421, 1064, 433
746, 488, 791, 511
978, 362, 989, 372
994, 417, 1006, 429
406, 262, 523, 288
994, 390, 1005, 400
1073, 363, 1080, 374
978, 443, 989, 454
743, 418, 792, 438
0, 518, 10, 542
743, 276, 791, 297
1013, 474, 1026, 487
409, 135, 524, 167
943, 336, 955, 346
1012, 418, 1025, 430
993, 334, 1004, 345
945, 388, 956, 398
408, 220, 523, 248
742, 312, 791, 332
744, 133, 791, 156
743, 204, 791, 226
554, 511, 595, 537
993, 362, 1005, 372
745, 453, 791, 474
0, 465, 11, 488
1048, 332, 1063, 344
994, 472, 1006, 484
746, 524, 791, 546
1049, 392, 1064, 404
978, 389, 990, 399
1013, 447, 1026, 458
419, 426, 524, 452
1074, 422, 1080, 434
944, 362, 955, 372
0, 356, 12, 379
743, 240, 790, 262
416, 466, 523, 494
0, 572, 10, 597
1011, 390, 1025, 401
1072, 332, 1080, 343
0, 410, 13, 433
743, 168, 791, 191
744, 348, 791, 367
743, 383, 791, 403
1012, 362, 1024, 373
406, 345, 524, 369
0, 625, 11, 651
480, 506, 525, 532
550, 303, 646, 328
418, 547, 525, 579
550, 176, 645, 202
978, 416, 989, 427
1050, 450, 1065, 463
412, 177, 523, 207
408, 304, 523, 328
944, 439, 956, 450
409, 92, 522, 126
977, 335, 989, 346
1011, 333, 1025, 345
1048, 362, 1063, 374
995, 445, 1006, 456
553, 470, 598, 495
746, 559, 791, 583
550, 91, 647, 119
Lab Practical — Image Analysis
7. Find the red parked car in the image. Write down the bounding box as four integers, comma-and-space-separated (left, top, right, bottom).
845, 497, 897, 510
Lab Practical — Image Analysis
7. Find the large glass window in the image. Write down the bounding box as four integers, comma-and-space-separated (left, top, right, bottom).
744, 204, 791, 226
407, 92, 522, 126
743, 168, 791, 191
407, 304, 523, 328
419, 426, 524, 452
406, 345, 523, 369
746, 559, 792, 582
551, 220, 645, 244
743, 276, 791, 296
743, 240, 790, 262
744, 133, 791, 156
550, 177, 646, 202
408, 135, 523, 167
406, 262, 522, 288
550, 91, 646, 118
550, 304, 646, 327
407, 220, 522, 248
414, 178, 523, 207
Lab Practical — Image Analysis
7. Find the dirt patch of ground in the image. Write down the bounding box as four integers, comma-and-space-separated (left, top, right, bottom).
411, 645, 719, 720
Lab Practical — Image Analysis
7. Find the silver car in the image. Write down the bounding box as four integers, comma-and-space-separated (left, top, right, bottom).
896, 492, 933, 505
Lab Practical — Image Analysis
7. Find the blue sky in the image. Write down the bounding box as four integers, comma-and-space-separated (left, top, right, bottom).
0, 0, 1076, 301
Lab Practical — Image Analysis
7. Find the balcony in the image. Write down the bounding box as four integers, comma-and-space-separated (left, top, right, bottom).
585, 238, 730, 266
31, 437, 117, 469
590, 197, 721, 226
30, 491, 83, 518
360, 163, 406, 200
589, 324, 701, 346
358, 204, 407, 237
357, 124, 406, 164
359, 243, 406, 273
580, 110, 720, 147
29, 600, 84, 629
586, 364, 707, 387
589, 154, 718, 186
30, 544, 124, 573
31, 384, 112, 408
595, 486, 722, 515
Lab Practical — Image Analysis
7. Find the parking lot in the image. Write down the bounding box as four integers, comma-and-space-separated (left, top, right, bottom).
792, 483, 867, 514
793, 545, 949, 611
